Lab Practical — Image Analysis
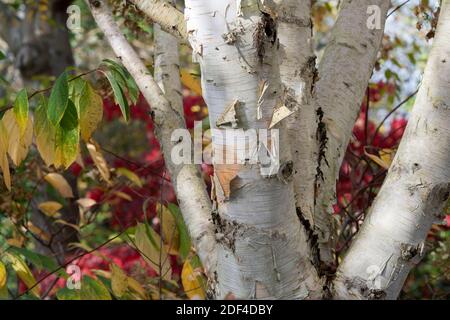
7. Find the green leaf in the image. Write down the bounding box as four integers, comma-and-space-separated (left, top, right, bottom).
80, 276, 112, 300
168, 204, 191, 260
8, 247, 63, 276
78, 82, 103, 141
54, 100, 80, 169
105, 71, 130, 122
56, 287, 81, 300
6, 252, 40, 298
34, 96, 56, 166
102, 59, 139, 104
48, 71, 69, 126
0, 51, 5, 60
13, 89, 28, 136
57, 275, 112, 300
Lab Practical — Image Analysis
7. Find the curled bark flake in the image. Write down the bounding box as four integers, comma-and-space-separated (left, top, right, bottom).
216, 100, 242, 129
269, 104, 294, 129
214, 164, 240, 200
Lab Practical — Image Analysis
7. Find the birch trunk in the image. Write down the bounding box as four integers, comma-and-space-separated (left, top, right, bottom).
334, 0, 450, 299
185, 0, 322, 299
274, 0, 318, 234
311, 0, 390, 266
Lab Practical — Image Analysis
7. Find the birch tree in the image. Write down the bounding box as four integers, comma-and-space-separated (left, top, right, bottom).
0, 0, 448, 300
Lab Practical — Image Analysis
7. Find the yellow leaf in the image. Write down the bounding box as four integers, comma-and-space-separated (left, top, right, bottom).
113, 190, 133, 202
127, 277, 147, 300
6, 253, 40, 298
6, 237, 25, 248
180, 69, 202, 96
77, 198, 96, 209
181, 257, 206, 300
2, 110, 33, 166
0, 261, 7, 289
134, 223, 171, 280
116, 167, 142, 188
110, 263, 128, 298
364, 147, 396, 170
78, 82, 103, 141
44, 173, 74, 198
156, 203, 179, 255
86, 140, 110, 183
54, 219, 80, 232
27, 222, 51, 242
38, 201, 63, 217
0, 121, 11, 191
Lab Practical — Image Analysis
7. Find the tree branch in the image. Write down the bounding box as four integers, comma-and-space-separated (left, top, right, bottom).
334, 0, 450, 299
310, 0, 390, 267
86, 0, 217, 276
129, 0, 188, 43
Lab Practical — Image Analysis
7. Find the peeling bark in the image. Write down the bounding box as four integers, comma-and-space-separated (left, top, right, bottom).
185, 0, 322, 299
274, 0, 318, 230
334, 0, 450, 299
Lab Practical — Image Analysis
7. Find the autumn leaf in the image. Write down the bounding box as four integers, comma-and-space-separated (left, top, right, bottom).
0, 261, 7, 289
181, 256, 206, 300
2, 110, 33, 166
44, 173, 74, 198
116, 167, 143, 188
77, 198, 96, 209
364, 147, 396, 170
110, 263, 128, 298
180, 69, 202, 96
13, 89, 29, 137
38, 201, 63, 218
27, 222, 51, 242
157, 203, 180, 255
78, 82, 103, 141
134, 223, 171, 280
86, 140, 110, 183
6, 253, 40, 298
0, 121, 11, 190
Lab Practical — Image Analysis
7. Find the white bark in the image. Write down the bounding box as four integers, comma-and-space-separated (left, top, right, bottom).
86, 0, 217, 276
130, 0, 188, 42
275, 0, 318, 230
185, 0, 322, 299
334, 0, 450, 299
311, 0, 390, 266
154, 24, 183, 114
